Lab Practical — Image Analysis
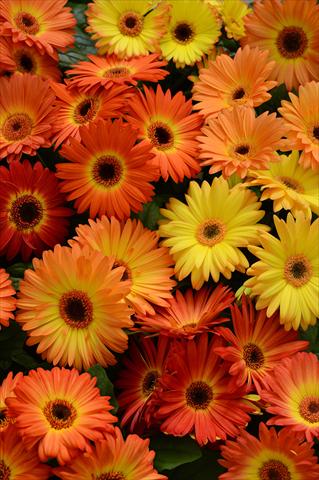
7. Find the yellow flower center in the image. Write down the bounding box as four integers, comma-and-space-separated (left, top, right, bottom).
92, 155, 123, 188
186, 381, 213, 410
13, 48, 36, 74
142, 370, 159, 397
104, 66, 131, 78
0, 460, 10, 480
118, 11, 144, 37
147, 121, 174, 150
284, 254, 312, 287
43, 399, 77, 430
173, 22, 195, 44
277, 176, 304, 193
243, 343, 265, 370
276, 26, 308, 59
73, 97, 99, 124
14, 11, 40, 34
197, 219, 226, 246
97, 474, 126, 480
9, 194, 43, 231
258, 459, 291, 480
299, 396, 319, 424
59, 290, 93, 328
2, 113, 33, 141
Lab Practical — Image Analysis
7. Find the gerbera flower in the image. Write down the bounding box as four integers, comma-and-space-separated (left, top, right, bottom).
0, 74, 55, 162
156, 334, 253, 445
219, 422, 319, 479
0, 160, 72, 261
159, 177, 268, 289
214, 296, 309, 392
0, 37, 60, 81
86, 0, 169, 57
0, 425, 50, 479
0, 269, 16, 327
242, 0, 319, 90
126, 85, 203, 182
57, 119, 156, 219
6, 367, 117, 465
0, 0, 75, 59
65, 53, 168, 93
261, 352, 319, 442
160, 0, 220, 68
278, 81, 319, 171
50, 81, 130, 148
246, 151, 319, 218
137, 285, 234, 338
0, 372, 22, 432
16, 244, 133, 370
192, 46, 277, 121
208, 0, 251, 41
55, 426, 167, 480
198, 106, 286, 179
116, 336, 171, 432
245, 213, 319, 330
70, 216, 176, 315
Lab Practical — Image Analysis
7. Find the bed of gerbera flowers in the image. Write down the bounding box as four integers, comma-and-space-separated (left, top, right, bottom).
0, 0, 318, 478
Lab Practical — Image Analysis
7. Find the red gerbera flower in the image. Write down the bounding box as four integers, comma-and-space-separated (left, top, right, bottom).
0, 160, 72, 261
0, 268, 16, 327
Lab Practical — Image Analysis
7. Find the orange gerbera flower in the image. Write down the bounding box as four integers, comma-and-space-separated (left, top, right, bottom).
157, 334, 254, 445
0, 0, 75, 59
50, 82, 130, 148
126, 85, 203, 182
192, 46, 277, 121
6, 367, 117, 465
219, 422, 319, 480
0, 160, 72, 261
0, 37, 60, 81
242, 0, 319, 90
0, 372, 22, 432
261, 352, 319, 442
116, 336, 171, 432
66, 53, 168, 93
137, 285, 234, 338
0, 74, 55, 162
55, 426, 167, 480
214, 296, 308, 392
57, 119, 156, 219
198, 106, 286, 178
279, 81, 319, 171
16, 245, 133, 370
71, 216, 176, 315
0, 425, 50, 479
0, 269, 16, 327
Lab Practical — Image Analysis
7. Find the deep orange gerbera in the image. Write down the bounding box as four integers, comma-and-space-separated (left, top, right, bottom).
6, 367, 117, 465
0, 37, 60, 81
0, 425, 50, 479
0, 269, 16, 327
0, 74, 56, 161
66, 53, 168, 93
242, 0, 319, 90
0, 372, 22, 432
57, 119, 156, 219
50, 81, 130, 148
70, 216, 176, 315
279, 81, 319, 171
0, 160, 72, 261
55, 427, 167, 480
126, 85, 203, 182
16, 245, 133, 370
214, 296, 308, 392
261, 352, 319, 442
219, 422, 319, 479
137, 285, 234, 338
116, 336, 171, 432
198, 106, 286, 178
0, 0, 76, 59
156, 334, 254, 445
193, 46, 277, 121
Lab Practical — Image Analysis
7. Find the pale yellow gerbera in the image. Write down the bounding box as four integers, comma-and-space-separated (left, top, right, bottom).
206, 0, 251, 40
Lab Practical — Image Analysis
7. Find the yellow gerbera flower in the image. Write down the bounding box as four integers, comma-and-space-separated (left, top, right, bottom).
245, 213, 319, 331
206, 0, 251, 40
159, 177, 268, 289
160, 0, 220, 68
246, 151, 319, 219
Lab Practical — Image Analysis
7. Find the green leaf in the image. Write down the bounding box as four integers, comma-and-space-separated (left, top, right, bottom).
68, 3, 88, 29
138, 201, 161, 230
169, 448, 224, 479
150, 434, 202, 471
59, 28, 96, 69
7, 262, 32, 277
300, 324, 319, 353
88, 364, 118, 412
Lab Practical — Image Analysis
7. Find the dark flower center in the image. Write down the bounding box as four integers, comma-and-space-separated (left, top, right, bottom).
276, 26, 308, 59
59, 290, 93, 328
92, 155, 123, 187
277, 175, 303, 192
73, 97, 99, 124
232, 87, 245, 100
14, 12, 40, 34
235, 144, 250, 155
9, 194, 43, 231
173, 22, 194, 44
299, 397, 319, 424
43, 399, 77, 430
119, 12, 143, 37
313, 126, 319, 140
197, 219, 226, 246
142, 370, 159, 397
97, 473, 126, 480
0, 460, 10, 480
2, 113, 33, 141
259, 460, 291, 480
243, 343, 265, 370
14, 50, 35, 73
186, 381, 213, 410
284, 255, 312, 287
104, 67, 130, 78
0, 409, 9, 430
147, 121, 174, 150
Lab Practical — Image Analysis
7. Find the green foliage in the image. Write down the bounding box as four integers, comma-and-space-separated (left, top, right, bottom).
88, 364, 119, 412
300, 324, 319, 356
168, 448, 224, 479
150, 434, 202, 471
